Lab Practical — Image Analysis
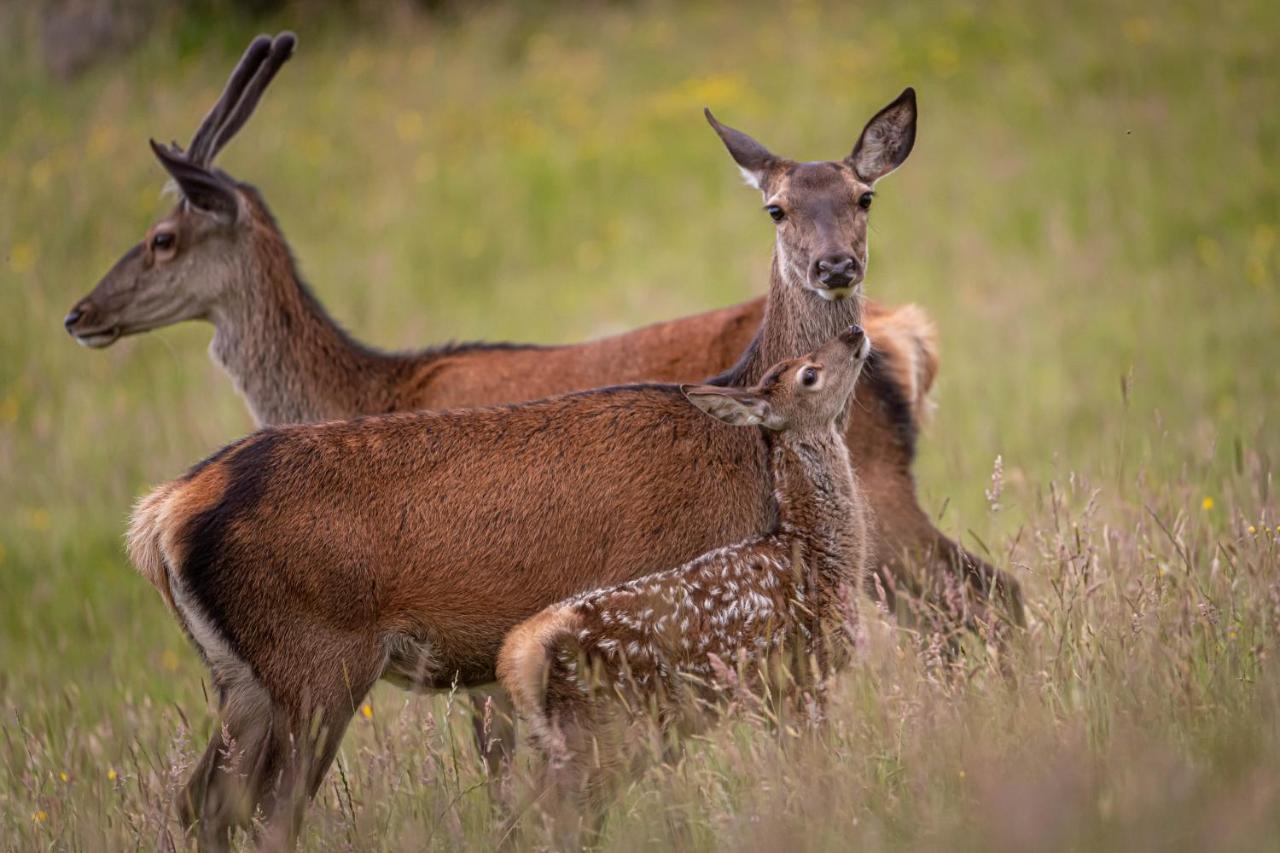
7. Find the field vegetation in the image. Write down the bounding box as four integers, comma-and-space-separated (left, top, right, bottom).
1, 0, 1277, 848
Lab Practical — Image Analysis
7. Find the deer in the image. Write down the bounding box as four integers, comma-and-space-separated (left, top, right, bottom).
65, 33, 1020, 648
498, 325, 874, 841
123, 62, 997, 847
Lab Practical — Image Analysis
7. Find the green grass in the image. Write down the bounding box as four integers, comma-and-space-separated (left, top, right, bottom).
1, 0, 1278, 848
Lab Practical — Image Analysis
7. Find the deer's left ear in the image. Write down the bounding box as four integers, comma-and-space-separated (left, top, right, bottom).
681, 384, 783, 430
847, 87, 917, 184
150, 140, 238, 220
705, 108, 781, 191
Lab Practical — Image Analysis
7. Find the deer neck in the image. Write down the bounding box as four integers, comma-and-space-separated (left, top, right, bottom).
719, 254, 864, 387
769, 427, 862, 585
207, 217, 402, 427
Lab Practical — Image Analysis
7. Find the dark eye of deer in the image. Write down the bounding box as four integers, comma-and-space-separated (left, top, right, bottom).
801, 367, 819, 387
152, 232, 175, 252
766, 205, 785, 222
858, 192, 874, 210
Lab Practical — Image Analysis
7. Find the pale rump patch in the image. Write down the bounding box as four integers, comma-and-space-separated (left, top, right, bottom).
168, 561, 269, 717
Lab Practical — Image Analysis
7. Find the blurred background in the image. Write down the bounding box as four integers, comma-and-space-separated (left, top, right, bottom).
1, 0, 1277, 849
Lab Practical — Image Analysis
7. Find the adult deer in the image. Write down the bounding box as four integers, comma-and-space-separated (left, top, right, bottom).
499, 326, 874, 841
66, 34, 1019, 638
126, 61, 1011, 846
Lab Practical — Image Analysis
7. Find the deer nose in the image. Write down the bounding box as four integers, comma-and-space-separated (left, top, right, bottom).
64, 306, 85, 332
814, 254, 860, 288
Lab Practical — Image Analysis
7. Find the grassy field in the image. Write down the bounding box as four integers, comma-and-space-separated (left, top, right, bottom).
1, 0, 1278, 848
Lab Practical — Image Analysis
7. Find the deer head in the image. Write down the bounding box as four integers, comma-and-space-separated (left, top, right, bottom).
705, 89, 916, 302
64, 33, 296, 348
683, 324, 871, 433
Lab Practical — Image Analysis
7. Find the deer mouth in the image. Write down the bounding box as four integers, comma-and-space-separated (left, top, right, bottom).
813, 284, 858, 302
72, 326, 122, 348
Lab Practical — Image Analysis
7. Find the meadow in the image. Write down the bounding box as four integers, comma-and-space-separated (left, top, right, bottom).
1, 0, 1278, 848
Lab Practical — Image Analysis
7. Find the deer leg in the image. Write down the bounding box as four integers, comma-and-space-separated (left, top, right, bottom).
177, 676, 274, 852
250, 639, 383, 852
871, 502, 1024, 639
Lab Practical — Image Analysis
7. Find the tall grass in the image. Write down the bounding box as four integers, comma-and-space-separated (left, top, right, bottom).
1, 0, 1277, 848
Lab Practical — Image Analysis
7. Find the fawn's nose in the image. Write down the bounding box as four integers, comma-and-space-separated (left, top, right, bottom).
813, 254, 860, 288
840, 324, 866, 351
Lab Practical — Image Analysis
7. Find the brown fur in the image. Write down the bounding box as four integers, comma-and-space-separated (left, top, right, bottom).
497, 330, 872, 836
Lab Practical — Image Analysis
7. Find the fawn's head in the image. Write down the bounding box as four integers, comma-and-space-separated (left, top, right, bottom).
65, 33, 295, 348
705, 89, 916, 301
682, 325, 871, 434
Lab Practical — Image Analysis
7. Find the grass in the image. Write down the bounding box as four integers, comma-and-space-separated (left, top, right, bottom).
1, 0, 1278, 848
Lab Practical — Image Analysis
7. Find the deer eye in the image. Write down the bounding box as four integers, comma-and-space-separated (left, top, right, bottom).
765, 205, 785, 222
152, 232, 175, 252
858, 192, 874, 210
801, 367, 819, 387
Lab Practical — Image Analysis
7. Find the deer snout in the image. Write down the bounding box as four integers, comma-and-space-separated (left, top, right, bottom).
64, 300, 121, 348
813, 253, 861, 288
839, 324, 866, 347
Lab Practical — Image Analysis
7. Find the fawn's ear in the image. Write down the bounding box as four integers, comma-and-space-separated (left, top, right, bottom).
681, 385, 782, 429
847, 87, 917, 184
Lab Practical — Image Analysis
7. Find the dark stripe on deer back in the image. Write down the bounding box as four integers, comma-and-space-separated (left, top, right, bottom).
177, 430, 288, 671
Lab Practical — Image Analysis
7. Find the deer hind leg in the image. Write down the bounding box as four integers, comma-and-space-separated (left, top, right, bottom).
540, 698, 640, 848
177, 669, 274, 851
252, 637, 385, 852
177, 635, 382, 852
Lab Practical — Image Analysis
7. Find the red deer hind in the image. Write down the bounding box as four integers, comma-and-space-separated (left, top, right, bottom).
498, 325, 874, 840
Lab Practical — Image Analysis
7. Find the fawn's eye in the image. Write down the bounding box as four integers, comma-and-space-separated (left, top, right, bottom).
801, 367, 819, 387
765, 205, 785, 222
152, 232, 175, 252
858, 192, 874, 210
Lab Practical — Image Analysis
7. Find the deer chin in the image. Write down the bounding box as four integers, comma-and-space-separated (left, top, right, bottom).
73, 326, 122, 348
812, 285, 857, 302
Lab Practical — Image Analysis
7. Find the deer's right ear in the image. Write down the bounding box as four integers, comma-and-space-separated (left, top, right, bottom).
681, 384, 779, 429
847, 87, 917, 183
704, 109, 778, 191
150, 140, 238, 220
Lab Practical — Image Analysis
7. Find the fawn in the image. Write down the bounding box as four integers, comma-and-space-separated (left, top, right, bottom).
497, 324, 873, 833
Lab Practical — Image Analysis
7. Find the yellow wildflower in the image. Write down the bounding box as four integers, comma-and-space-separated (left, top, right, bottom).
1248, 525, 1257, 535
8, 241, 37, 274
1122, 17, 1153, 44
394, 111, 425, 143
360, 703, 373, 720
32, 810, 47, 823
59, 772, 68, 783
1201, 497, 1214, 511
107, 768, 117, 782
20, 508, 50, 531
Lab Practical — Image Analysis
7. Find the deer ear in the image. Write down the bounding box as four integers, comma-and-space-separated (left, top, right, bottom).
681, 384, 780, 429
847, 87, 917, 184
704, 108, 778, 191
150, 140, 238, 219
